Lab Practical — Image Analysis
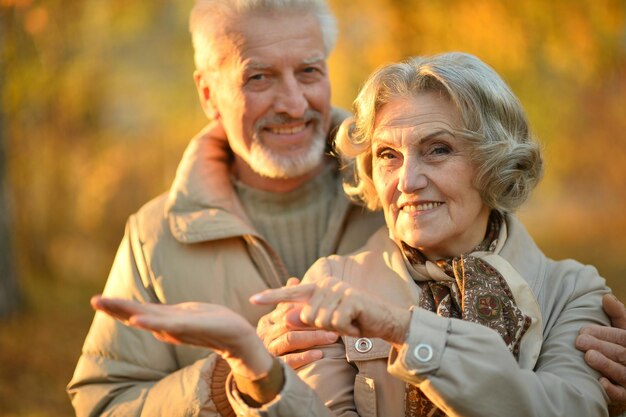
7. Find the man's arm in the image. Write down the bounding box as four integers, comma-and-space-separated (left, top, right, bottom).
577, 294, 626, 416
67, 219, 230, 417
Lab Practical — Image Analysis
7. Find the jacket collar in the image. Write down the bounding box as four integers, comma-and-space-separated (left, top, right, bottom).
497, 214, 547, 295
165, 124, 258, 243
164, 124, 348, 246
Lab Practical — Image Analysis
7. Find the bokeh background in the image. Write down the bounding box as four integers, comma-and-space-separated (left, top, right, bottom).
0, 0, 625, 415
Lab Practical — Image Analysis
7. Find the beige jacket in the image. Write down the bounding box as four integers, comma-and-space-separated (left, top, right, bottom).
67, 125, 384, 417
228, 215, 610, 417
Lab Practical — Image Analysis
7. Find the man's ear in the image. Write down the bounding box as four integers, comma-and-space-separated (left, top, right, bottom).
194, 70, 219, 120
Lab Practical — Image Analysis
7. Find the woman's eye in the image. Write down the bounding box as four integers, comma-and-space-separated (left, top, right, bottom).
429, 144, 452, 156
375, 148, 397, 160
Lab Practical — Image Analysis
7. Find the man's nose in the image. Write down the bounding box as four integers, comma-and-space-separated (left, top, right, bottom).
397, 158, 428, 193
273, 75, 307, 118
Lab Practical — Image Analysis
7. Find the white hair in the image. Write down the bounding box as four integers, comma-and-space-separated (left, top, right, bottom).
189, 0, 338, 71
335, 52, 544, 213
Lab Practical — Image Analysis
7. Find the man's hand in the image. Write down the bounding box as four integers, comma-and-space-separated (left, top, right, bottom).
256, 278, 339, 370
91, 296, 273, 379
577, 294, 626, 416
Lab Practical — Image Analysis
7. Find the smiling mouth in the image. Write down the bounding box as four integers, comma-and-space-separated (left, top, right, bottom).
265, 123, 307, 135
401, 202, 443, 212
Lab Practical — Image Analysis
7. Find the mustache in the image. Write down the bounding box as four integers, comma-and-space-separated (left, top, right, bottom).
254, 109, 324, 130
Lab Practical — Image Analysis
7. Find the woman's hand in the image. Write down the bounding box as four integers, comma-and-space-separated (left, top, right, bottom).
256, 278, 339, 370
251, 276, 411, 348
91, 296, 273, 379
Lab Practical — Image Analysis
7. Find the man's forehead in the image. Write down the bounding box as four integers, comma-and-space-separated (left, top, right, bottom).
215, 11, 325, 69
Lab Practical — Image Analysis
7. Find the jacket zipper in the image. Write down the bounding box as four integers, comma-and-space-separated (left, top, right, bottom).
243, 234, 287, 289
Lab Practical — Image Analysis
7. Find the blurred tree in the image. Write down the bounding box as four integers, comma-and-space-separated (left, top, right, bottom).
0, 9, 21, 318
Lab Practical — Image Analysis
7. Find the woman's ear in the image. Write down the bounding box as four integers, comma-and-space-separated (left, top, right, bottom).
193, 70, 220, 120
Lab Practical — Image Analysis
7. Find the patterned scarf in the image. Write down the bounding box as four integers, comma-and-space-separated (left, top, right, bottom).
402, 211, 532, 417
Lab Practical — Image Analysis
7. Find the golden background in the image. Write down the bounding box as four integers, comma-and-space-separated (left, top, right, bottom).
1, 0, 625, 415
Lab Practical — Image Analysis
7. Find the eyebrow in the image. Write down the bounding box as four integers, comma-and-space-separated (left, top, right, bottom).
245, 62, 272, 71
373, 128, 456, 145
242, 55, 325, 73
302, 56, 326, 65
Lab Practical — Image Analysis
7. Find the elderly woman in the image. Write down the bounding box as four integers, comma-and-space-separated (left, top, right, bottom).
92, 52, 610, 416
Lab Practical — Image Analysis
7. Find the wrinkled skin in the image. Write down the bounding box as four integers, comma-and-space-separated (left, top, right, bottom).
577, 294, 626, 416
255, 278, 340, 369
252, 275, 411, 349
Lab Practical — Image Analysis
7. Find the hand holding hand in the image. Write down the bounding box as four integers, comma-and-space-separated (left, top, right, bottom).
256, 278, 339, 369
251, 275, 410, 348
91, 296, 273, 379
576, 294, 626, 416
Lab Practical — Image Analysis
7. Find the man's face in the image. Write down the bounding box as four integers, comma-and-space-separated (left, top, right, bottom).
199, 11, 332, 181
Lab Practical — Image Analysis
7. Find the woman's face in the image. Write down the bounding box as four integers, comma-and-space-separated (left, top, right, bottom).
371, 92, 491, 260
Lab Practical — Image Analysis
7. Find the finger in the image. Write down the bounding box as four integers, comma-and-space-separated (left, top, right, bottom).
284, 305, 310, 329
151, 330, 183, 345
265, 278, 301, 321
286, 277, 300, 287
604, 294, 626, 329
129, 314, 168, 331
267, 330, 338, 356
91, 296, 143, 322
130, 316, 214, 347
577, 333, 626, 367
301, 278, 347, 327
330, 298, 360, 337
250, 283, 316, 305
257, 304, 307, 345
585, 349, 626, 386
258, 279, 301, 331
257, 314, 290, 348
268, 302, 299, 327
599, 377, 626, 405
281, 350, 324, 370
579, 325, 626, 347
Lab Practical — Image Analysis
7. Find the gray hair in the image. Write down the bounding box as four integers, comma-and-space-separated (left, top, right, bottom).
189, 0, 338, 71
335, 52, 544, 213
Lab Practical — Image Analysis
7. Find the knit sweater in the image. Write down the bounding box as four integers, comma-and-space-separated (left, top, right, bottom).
234, 166, 338, 279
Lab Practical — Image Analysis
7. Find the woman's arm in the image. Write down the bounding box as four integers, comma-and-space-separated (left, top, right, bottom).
255, 261, 611, 417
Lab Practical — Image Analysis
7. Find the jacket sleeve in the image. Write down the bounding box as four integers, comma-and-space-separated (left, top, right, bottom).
226, 341, 359, 417
387, 264, 610, 417
225, 258, 360, 417
67, 218, 231, 417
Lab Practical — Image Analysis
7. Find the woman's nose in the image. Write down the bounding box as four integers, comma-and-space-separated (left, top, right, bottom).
397, 159, 428, 193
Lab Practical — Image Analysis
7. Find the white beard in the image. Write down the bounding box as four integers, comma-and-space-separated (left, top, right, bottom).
248, 111, 327, 179
248, 133, 325, 179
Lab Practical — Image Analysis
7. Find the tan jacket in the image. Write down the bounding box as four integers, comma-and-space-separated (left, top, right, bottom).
228, 215, 610, 417
67, 125, 384, 417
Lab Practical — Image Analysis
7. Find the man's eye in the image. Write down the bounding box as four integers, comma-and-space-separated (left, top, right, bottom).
248, 74, 265, 81
303, 66, 319, 74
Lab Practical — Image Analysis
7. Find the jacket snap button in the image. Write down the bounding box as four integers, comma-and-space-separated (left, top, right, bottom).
355, 338, 373, 353
413, 343, 433, 362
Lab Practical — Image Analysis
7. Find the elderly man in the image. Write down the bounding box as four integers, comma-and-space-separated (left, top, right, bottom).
68, 0, 626, 416
67, 1, 381, 416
